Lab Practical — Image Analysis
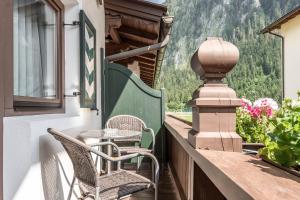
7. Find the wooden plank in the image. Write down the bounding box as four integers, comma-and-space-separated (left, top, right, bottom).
193, 164, 226, 200
167, 132, 189, 200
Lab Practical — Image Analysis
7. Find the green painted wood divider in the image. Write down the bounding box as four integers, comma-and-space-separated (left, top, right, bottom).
101, 60, 165, 163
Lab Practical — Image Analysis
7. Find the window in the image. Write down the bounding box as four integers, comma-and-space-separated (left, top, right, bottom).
11, 0, 64, 112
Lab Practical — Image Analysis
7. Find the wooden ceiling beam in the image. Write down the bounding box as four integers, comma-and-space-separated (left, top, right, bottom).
135, 56, 155, 65
105, 43, 130, 56
119, 26, 158, 41
142, 79, 153, 83
140, 67, 155, 73
140, 77, 152, 83
110, 28, 122, 44
140, 72, 154, 78
116, 57, 135, 64
141, 72, 154, 78
125, 39, 150, 48
105, 15, 122, 44
139, 63, 154, 70
140, 68, 154, 74
140, 73, 154, 79
142, 79, 152, 83
105, 5, 162, 22
115, 60, 128, 67
139, 53, 156, 60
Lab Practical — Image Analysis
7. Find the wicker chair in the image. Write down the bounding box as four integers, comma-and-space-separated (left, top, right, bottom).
105, 115, 155, 169
47, 128, 159, 200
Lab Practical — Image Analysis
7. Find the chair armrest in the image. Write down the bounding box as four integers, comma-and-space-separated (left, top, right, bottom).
89, 142, 121, 157
90, 146, 160, 184
143, 127, 155, 152
122, 150, 159, 185
90, 147, 140, 162
139, 152, 160, 184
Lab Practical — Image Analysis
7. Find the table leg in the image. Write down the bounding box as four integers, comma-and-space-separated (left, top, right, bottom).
107, 138, 112, 174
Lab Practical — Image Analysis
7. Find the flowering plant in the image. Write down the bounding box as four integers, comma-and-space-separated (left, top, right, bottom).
260, 92, 300, 168
236, 98, 278, 143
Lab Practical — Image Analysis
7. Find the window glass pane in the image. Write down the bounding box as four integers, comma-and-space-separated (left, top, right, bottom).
13, 0, 57, 99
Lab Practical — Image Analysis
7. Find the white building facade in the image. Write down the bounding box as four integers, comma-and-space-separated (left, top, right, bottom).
262, 6, 300, 99
2, 0, 104, 199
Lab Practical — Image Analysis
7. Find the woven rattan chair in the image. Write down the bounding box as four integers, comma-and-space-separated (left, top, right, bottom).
105, 115, 155, 169
47, 128, 159, 200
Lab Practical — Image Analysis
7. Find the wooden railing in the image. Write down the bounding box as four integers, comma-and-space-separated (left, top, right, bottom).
164, 115, 300, 200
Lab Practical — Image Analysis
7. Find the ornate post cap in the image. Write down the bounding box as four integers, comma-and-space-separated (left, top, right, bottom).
191, 37, 239, 83
188, 37, 242, 152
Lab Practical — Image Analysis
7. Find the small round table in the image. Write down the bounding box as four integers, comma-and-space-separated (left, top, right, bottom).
80, 129, 142, 173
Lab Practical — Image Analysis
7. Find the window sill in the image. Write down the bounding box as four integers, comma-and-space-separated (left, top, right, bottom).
5, 107, 65, 117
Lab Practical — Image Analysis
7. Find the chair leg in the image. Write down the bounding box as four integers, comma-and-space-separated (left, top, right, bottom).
155, 184, 158, 200
137, 156, 141, 170
67, 176, 76, 200
95, 186, 100, 200
152, 160, 155, 182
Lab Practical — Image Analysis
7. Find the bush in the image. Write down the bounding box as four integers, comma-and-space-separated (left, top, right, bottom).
260, 93, 300, 168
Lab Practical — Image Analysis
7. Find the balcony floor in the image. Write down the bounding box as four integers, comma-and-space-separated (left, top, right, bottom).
122, 165, 180, 200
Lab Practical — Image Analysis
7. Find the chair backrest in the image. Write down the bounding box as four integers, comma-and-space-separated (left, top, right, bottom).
106, 115, 145, 131
47, 128, 97, 187
105, 115, 145, 141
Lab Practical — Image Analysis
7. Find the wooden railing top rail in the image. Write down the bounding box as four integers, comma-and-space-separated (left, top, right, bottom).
165, 115, 300, 200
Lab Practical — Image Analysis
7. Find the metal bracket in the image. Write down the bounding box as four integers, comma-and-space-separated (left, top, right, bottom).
64, 92, 81, 97
63, 21, 80, 26
91, 107, 100, 116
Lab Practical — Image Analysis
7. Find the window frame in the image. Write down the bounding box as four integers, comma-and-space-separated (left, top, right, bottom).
3, 0, 65, 116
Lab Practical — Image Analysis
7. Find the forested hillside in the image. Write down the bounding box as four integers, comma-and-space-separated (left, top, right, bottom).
157, 0, 300, 111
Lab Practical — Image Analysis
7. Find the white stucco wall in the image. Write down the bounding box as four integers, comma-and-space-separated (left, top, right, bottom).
3, 0, 105, 199
280, 15, 300, 99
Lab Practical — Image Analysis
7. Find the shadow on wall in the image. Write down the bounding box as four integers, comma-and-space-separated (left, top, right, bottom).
39, 133, 79, 200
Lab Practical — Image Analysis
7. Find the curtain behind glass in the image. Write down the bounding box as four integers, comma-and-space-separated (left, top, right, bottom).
13, 0, 57, 98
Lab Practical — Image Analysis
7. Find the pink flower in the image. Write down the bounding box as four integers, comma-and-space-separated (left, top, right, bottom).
250, 107, 261, 118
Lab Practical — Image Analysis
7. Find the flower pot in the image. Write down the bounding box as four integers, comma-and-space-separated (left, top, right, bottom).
261, 156, 300, 178
242, 142, 265, 154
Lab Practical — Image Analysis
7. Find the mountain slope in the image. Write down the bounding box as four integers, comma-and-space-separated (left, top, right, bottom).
158, 0, 300, 111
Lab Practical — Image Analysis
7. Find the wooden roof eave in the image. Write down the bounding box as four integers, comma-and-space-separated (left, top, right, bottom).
153, 16, 174, 87
261, 5, 300, 34
104, 0, 173, 87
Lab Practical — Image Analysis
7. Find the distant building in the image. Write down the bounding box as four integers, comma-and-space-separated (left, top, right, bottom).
262, 6, 300, 99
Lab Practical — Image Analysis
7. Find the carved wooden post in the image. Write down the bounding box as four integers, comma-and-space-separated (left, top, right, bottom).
188, 37, 242, 152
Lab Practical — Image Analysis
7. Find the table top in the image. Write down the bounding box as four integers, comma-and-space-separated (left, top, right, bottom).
79, 129, 142, 140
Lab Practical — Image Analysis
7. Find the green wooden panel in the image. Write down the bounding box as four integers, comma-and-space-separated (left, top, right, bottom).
102, 61, 165, 162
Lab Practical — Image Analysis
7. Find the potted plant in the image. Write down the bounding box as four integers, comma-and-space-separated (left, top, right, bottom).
237, 98, 278, 152
259, 93, 300, 177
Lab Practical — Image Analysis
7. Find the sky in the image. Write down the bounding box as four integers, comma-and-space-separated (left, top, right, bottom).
147, 0, 165, 4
